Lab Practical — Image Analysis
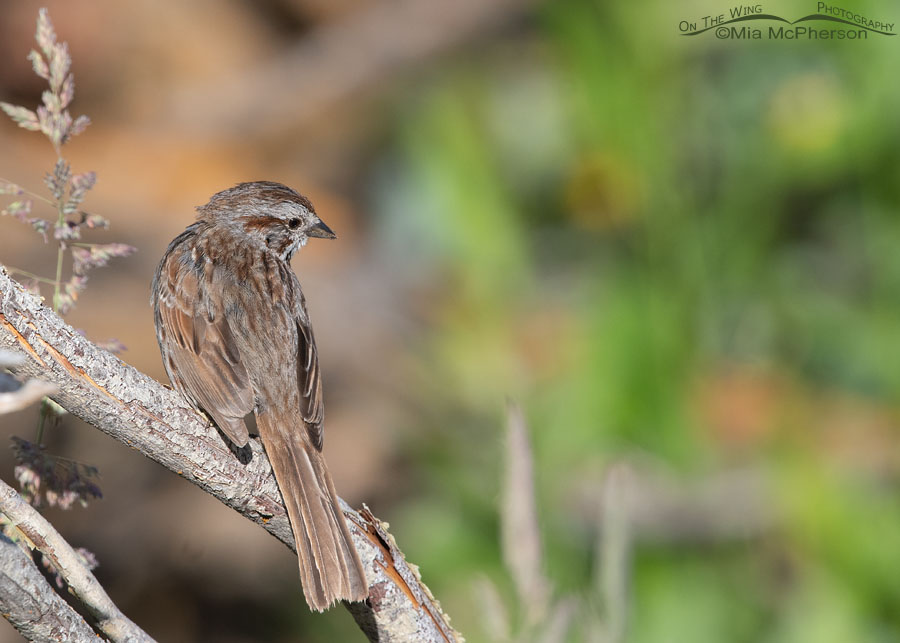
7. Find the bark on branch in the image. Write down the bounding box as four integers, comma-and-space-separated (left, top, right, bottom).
0, 268, 461, 642
0, 532, 100, 642
0, 478, 154, 642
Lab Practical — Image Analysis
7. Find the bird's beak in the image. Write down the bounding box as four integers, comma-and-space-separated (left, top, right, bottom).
308, 218, 337, 239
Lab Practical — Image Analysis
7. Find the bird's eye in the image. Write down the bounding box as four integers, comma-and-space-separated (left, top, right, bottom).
288, 218, 301, 229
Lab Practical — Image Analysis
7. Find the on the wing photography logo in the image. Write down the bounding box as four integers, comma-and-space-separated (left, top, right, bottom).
678, 3, 896, 39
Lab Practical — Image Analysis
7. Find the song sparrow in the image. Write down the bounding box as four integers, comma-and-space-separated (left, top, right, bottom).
151, 181, 367, 611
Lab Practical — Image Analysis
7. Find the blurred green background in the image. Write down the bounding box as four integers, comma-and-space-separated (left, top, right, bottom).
2, 0, 900, 641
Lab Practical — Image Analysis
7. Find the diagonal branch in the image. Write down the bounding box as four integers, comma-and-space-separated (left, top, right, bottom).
0, 268, 461, 643
0, 478, 154, 642
0, 531, 101, 641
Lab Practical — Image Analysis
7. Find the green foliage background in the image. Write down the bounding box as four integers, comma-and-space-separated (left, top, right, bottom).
367, 1, 900, 640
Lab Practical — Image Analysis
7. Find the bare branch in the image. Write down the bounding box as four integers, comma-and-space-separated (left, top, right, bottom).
0, 268, 461, 642
0, 379, 57, 414
0, 478, 154, 642
347, 507, 460, 641
0, 532, 99, 641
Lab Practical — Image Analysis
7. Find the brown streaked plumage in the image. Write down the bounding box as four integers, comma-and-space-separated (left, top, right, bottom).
151, 181, 367, 611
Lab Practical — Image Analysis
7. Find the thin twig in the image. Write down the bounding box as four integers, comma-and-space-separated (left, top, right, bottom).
0, 178, 55, 206
0, 532, 100, 641
0, 478, 155, 642
0, 379, 57, 414
3, 268, 55, 285
52, 237, 64, 313
0, 349, 57, 415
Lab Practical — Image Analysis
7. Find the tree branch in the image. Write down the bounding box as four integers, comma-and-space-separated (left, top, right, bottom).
0, 478, 154, 642
0, 268, 461, 642
0, 531, 100, 642
0, 350, 57, 414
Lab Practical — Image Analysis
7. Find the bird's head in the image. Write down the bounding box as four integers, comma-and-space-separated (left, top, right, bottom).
198, 181, 336, 261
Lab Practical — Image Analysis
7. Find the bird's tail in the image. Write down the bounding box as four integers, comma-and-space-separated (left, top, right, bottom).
257, 413, 368, 611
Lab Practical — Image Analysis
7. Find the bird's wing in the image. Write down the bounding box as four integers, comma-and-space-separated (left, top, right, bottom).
155, 251, 254, 446
293, 285, 325, 452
